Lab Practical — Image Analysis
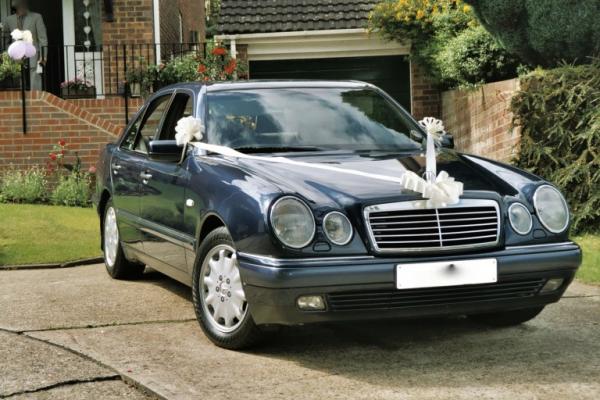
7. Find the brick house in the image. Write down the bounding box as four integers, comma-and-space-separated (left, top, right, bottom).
0, 0, 205, 171
215, 0, 440, 121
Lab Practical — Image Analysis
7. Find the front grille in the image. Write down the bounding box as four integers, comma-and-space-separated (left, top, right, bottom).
364, 199, 500, 253
327, 278, 545, 312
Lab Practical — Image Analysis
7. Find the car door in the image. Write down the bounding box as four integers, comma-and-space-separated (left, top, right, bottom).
138, 90, 195, 271
110, 109, 146, 252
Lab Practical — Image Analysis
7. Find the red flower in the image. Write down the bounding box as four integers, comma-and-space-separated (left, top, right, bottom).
197, 64, 207, 73
211, 47, 227, 56
60, 149, 65, 155
223, 59, 237, 75
49, 153, 57, 161
88, 166, 97, 174
203, 76, 210, 82
58, 139, 66, 147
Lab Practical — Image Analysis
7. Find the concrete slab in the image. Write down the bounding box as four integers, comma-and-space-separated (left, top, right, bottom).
29, 292, 600, 400
0, 264, 195, 332
8, 380, 153, 400
0, 331, 116, 397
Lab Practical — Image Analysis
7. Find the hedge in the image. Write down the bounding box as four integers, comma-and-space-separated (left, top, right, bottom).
511, 63, 600, 233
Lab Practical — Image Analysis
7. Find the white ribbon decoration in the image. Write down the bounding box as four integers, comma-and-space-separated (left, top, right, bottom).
177, 117, 463, 208
175, 116, 205, 147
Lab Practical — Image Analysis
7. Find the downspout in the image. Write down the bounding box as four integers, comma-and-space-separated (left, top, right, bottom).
153, 0, 161, 63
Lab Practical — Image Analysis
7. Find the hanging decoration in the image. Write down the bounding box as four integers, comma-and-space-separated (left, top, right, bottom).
82, 0, 92, 49
8, 29, 36, 61
174, 116, 464, 209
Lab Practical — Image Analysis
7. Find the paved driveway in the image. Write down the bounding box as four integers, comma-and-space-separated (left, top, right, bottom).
1, 264, 599, 399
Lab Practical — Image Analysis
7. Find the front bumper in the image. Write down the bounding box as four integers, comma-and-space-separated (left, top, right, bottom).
237, 242, 581, 325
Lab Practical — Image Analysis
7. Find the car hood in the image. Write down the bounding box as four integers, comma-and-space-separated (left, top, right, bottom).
232, 150, 540, 208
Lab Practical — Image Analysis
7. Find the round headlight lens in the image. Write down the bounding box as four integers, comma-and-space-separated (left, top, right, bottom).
533, 185, 569, 233
508, 203, 532, 235
323, 212, 353, 246
270, 197, 315, 248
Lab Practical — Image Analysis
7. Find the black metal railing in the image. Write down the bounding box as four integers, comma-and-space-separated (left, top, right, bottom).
42, 42, 206, 98
1, 40, 207, 124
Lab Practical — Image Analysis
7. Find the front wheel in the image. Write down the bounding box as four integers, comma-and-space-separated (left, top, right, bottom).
192, 227, 262, 349
469, 306, 545, 327
103, 200, 145, 280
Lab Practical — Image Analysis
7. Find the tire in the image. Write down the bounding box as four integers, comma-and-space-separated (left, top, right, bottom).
192, 227, 262, 349
469, 306, 545, 327
103, 200, 145, 280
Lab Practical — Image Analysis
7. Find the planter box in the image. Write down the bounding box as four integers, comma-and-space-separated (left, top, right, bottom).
61, 86, 96, 99
0, 77, 21, 91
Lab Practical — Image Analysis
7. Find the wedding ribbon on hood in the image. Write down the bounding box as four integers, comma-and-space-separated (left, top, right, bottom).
175, 116, 463, 208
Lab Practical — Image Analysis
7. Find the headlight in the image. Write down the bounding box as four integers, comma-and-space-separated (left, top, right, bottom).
323, 212, 353, 245
533, 185, 569, 233
270, 196, 315, 248
508, 203, 532, 235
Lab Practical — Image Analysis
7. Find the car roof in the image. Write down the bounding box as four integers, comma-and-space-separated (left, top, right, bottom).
158, 80, 373, 94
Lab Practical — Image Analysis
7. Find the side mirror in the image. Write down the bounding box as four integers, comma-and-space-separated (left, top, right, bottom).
440, 134, 455, 149
148, 140, 183, 162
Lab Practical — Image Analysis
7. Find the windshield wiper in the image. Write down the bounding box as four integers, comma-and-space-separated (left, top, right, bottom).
233, 146, 324, 154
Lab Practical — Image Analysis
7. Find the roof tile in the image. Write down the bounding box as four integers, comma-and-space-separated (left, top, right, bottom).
217, 0, 379, 34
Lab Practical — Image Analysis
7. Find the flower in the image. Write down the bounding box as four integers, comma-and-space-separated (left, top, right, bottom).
49, 153, 57, 161
223, 59, 237, 75
58, 139, 66, 147
211, 47, 227, 56
88, 166, 97, 174
197, 64, 207, 73
21, 30, 33, 44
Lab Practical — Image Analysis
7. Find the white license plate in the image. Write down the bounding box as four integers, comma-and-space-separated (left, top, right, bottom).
396, 259, 497, 290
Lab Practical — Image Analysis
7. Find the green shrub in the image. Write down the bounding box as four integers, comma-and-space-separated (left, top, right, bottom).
0, 52, 21, 82
435, 25, 520, 87
369, 0, 520, 88
0, 168, 47, 204
465, 0, 600, 67
51, 174, 91, 207
511, 62, 600, 233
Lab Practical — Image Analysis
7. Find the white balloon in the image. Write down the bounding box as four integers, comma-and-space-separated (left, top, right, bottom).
24, 43, 36, 58
8, 41, 26, 60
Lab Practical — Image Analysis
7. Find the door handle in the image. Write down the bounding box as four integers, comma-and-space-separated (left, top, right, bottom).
111, 163, 122, 175
140, 172, 153, 184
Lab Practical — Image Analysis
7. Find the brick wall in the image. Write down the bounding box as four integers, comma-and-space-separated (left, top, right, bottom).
159, 0, 205, 45
410, 61, 441, 120
441, 78, 520, 162
69, 98, 144, 128
0, 91, 122, 171
101, 0, 155, 45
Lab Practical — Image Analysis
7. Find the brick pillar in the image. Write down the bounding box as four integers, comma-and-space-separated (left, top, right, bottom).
100, 0, 156, 95
410, 61, 441, 120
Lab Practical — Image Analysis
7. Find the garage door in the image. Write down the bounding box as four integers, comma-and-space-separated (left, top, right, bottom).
249, 56, 411, 111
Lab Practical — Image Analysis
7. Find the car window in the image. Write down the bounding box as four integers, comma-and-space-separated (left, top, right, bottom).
120, 110, 144, 151
159, 93, 194, 141
134, 94, 172, 153
207, 88, 423, 152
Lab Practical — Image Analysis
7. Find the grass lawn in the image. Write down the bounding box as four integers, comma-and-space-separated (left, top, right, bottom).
574, 235, 600, 285
0, 204, 101, 266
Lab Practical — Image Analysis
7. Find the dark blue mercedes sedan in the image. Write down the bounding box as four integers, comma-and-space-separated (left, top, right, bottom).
94, 81, 581, 349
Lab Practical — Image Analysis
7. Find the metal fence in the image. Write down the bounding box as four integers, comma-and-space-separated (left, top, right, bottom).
42, 42, 206, 98
1, 37, 207, 124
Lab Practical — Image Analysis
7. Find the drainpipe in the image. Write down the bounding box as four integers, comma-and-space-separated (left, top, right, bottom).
153, 0, 161, 63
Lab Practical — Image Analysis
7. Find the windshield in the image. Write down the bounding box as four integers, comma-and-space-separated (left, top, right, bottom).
206, 88, 423, 152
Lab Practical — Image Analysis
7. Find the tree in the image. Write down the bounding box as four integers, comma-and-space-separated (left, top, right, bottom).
464, 0, 600, 67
